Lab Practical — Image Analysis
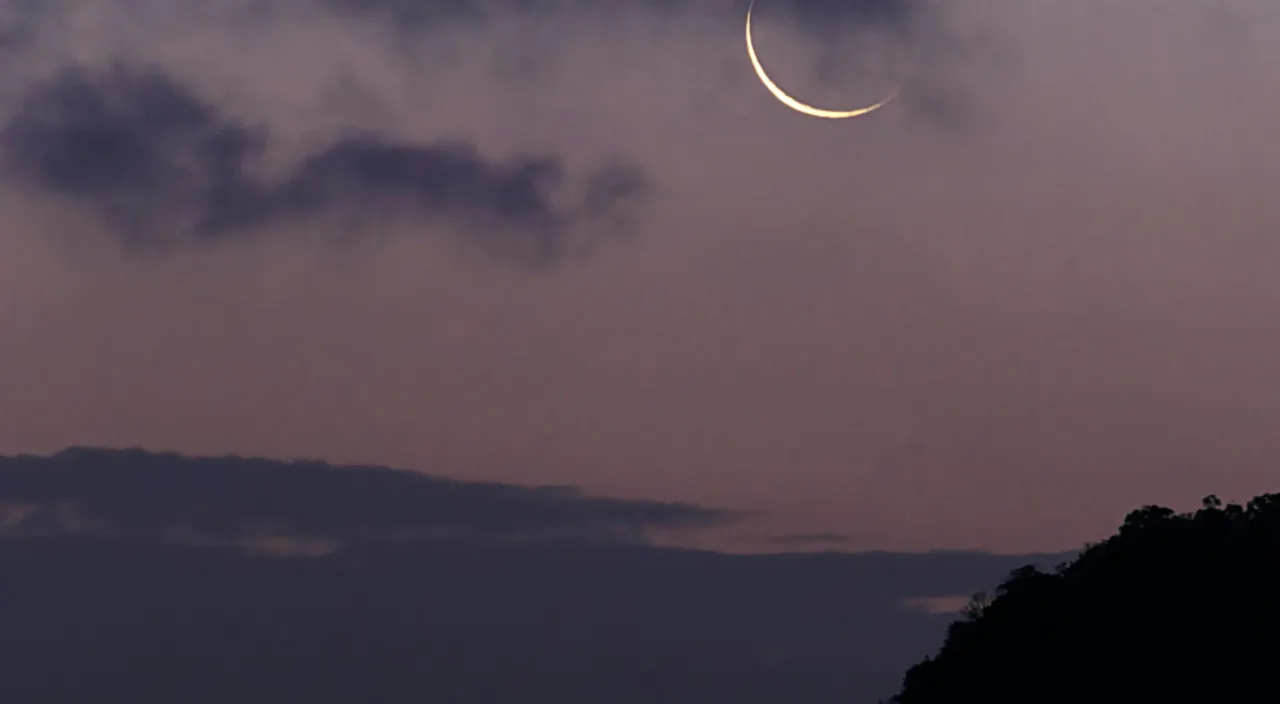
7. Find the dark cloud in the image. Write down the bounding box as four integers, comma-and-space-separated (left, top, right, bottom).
0, 63, 650, 263
759, 0, 926, 41
0, 539, 1061, 704
0, 447, 735, 545
0, 481, 1070, 704
0, 63, 270, 245
276, 136, 568, 260
0, 0, 45, 50
321, 0, 926, 32
0, 448, 1073, 702
0, 0, 930, 29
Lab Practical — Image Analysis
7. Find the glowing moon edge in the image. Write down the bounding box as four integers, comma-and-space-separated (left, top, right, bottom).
745, 0, 902, 119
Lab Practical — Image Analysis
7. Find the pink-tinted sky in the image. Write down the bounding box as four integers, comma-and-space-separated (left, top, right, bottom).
1, 0, 1278, 552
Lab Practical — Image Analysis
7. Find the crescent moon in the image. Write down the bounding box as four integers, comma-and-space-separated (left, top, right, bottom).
745, 0, 901, 119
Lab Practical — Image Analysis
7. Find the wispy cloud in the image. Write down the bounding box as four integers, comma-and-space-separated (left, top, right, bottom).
1, 63, 649, 263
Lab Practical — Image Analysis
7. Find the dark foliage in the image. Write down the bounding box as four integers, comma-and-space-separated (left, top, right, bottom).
889, 493, 1280, 703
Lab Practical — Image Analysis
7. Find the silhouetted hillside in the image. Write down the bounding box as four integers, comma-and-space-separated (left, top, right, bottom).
890, 494, 1280, 703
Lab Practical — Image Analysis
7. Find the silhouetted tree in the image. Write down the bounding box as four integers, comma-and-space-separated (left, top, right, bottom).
888, 493, 1280, 703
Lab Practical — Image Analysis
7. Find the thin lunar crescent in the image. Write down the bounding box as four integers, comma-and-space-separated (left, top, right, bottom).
745, 0, 900, 119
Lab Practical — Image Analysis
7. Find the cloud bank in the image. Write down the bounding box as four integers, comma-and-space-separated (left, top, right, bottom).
0, 447, 1072, 703
0, 447, 736, 545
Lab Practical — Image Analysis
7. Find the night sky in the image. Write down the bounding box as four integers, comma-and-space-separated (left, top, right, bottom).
3, 0, 1279, 553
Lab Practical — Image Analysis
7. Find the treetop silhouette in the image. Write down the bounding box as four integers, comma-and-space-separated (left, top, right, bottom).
890, 493, 1280, 703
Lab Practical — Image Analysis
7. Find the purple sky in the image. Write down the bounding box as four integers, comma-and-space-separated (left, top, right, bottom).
1, 0, 1278, 552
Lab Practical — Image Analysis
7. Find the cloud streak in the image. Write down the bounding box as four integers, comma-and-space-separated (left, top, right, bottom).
0, 447, 738, 545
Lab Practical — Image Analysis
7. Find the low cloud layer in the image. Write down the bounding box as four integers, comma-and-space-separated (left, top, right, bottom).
0, 446, 1071, 702
0, 447, 736, 545
0, 533, 1068, 703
